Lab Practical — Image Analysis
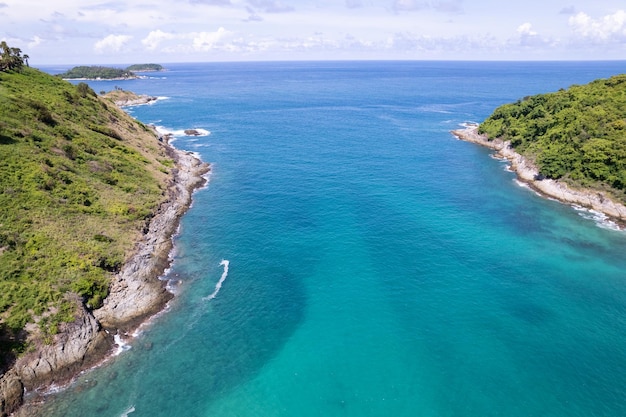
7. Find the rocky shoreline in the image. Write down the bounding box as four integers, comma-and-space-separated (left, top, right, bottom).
452, 125, 626, 227
0, 133, 210, 417
102, 90, 158, 107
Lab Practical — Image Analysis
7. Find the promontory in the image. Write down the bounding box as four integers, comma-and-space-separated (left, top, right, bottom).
453, 74, 626, 225
0, 64, 209, 415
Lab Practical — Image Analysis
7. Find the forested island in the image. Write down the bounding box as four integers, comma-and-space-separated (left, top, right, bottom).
125, 63, 164, 72
55, 64, 164, 80
454, 74, 626, 222
0, 50, 207, 415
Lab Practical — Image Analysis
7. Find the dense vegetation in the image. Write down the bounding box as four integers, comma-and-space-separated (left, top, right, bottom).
126, 64, 163, 72
478, 74, 626, 201
0, 42, 28, 72
55, 66, 136, 79
0, 67, 174, 350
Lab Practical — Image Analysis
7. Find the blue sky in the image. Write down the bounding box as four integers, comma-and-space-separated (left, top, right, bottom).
1, 0, 626, 65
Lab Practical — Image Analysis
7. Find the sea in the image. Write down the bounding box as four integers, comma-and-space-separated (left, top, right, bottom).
33, 61, 626, 417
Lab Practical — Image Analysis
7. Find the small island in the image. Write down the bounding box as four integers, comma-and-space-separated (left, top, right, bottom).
56, 64, 165, 80
125, 63, 164, 72
56, 65, 137, 80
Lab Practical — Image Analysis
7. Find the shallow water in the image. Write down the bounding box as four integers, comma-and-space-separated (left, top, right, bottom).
36, 61, 626, 417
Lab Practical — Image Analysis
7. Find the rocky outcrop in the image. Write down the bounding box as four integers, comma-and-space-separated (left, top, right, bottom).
113, 94, 157, 107
0, 370, 22, 417
0, 137, 210, 416
102, 90, 157, 107
452, 125, 626, 225
95, 146, 210, 331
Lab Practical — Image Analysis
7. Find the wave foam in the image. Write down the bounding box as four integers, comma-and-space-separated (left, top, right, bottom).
120, 405, 136, 417
113, 334, 132, 356
154, 125, 211, 138
572, 205, 622, 231
203, 260, 230, 301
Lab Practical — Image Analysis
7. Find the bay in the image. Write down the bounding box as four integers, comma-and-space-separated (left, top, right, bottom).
36, 61, 626, 417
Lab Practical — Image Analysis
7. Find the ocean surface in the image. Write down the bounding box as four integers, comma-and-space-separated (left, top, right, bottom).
36, 61, 626, 417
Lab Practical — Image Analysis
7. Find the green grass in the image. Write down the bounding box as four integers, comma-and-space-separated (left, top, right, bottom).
0, 68, 174, 344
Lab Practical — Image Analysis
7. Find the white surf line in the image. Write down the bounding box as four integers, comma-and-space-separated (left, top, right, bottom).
119, 405, 135, 417
203, 260, 230, 300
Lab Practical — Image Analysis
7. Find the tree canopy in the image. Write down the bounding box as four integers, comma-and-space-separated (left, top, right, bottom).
0, 42, 28, 72
478, 74, 626, 199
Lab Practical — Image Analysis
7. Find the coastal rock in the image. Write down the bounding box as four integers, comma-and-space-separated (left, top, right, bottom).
114, 94, 157, 107
184, 129, 201, 136
0, 302, 110, 417
452, 126, 626, 225
0, 370, 23, 417
102, 90, 157, 107
15, 302, 111, 389
94, 147, 210, 331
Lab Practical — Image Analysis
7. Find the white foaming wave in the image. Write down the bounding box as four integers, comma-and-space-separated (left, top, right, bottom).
459, 121, 479, 128
113, 334, 132, 356
203, 260, 230, 301
572, 205, 622, 231
120, 405, 136, 417
154, 125, 210, 138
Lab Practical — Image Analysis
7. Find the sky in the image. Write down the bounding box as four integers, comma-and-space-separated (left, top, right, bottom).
1, 0, 626, 65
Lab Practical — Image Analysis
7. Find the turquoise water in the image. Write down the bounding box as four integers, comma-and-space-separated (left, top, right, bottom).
38, 62, 626, 416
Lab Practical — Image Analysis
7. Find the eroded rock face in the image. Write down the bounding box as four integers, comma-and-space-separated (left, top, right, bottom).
15, 304, 111, 390
0, 303, 110, 417
0, 370, 23, 417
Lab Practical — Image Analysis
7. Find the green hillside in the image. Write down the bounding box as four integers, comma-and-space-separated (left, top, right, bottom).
0, 67, 173, 350
478, 75, 626, 201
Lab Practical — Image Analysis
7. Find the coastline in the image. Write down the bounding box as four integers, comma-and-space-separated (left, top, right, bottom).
452, 125, 626, 228
1, 129, 210, 416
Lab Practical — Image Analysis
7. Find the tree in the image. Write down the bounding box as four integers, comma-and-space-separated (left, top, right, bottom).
0, 41, 26, 72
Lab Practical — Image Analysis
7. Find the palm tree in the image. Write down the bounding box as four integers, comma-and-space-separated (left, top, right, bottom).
0, 42, 26, 72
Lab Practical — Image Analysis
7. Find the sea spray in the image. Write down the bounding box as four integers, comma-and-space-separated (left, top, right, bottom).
113, 334, 132, 356
203, 260, 230, 301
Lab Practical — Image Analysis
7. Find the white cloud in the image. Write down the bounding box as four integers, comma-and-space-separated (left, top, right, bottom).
569, 10, 626, 41
28, 35, 42, 48
142, 29, 176, 50
517, 23, 537, 37
192, 27, 230, 51
140, 27, 233, 53
94, 34, 132, 53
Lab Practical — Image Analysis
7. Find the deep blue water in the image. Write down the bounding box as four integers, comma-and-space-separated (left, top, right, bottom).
36, 61, 626, 417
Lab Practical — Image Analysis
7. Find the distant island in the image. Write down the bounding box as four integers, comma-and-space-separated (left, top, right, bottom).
56, 64, 164, 80
125, 63, 164, 72
453, 74, 626, 224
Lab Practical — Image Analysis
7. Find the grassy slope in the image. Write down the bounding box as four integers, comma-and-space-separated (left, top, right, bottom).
0, 68, 173, 351
478, 74, 626, 203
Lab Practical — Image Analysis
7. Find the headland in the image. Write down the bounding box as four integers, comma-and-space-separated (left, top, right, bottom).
452, 125, 626, 228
